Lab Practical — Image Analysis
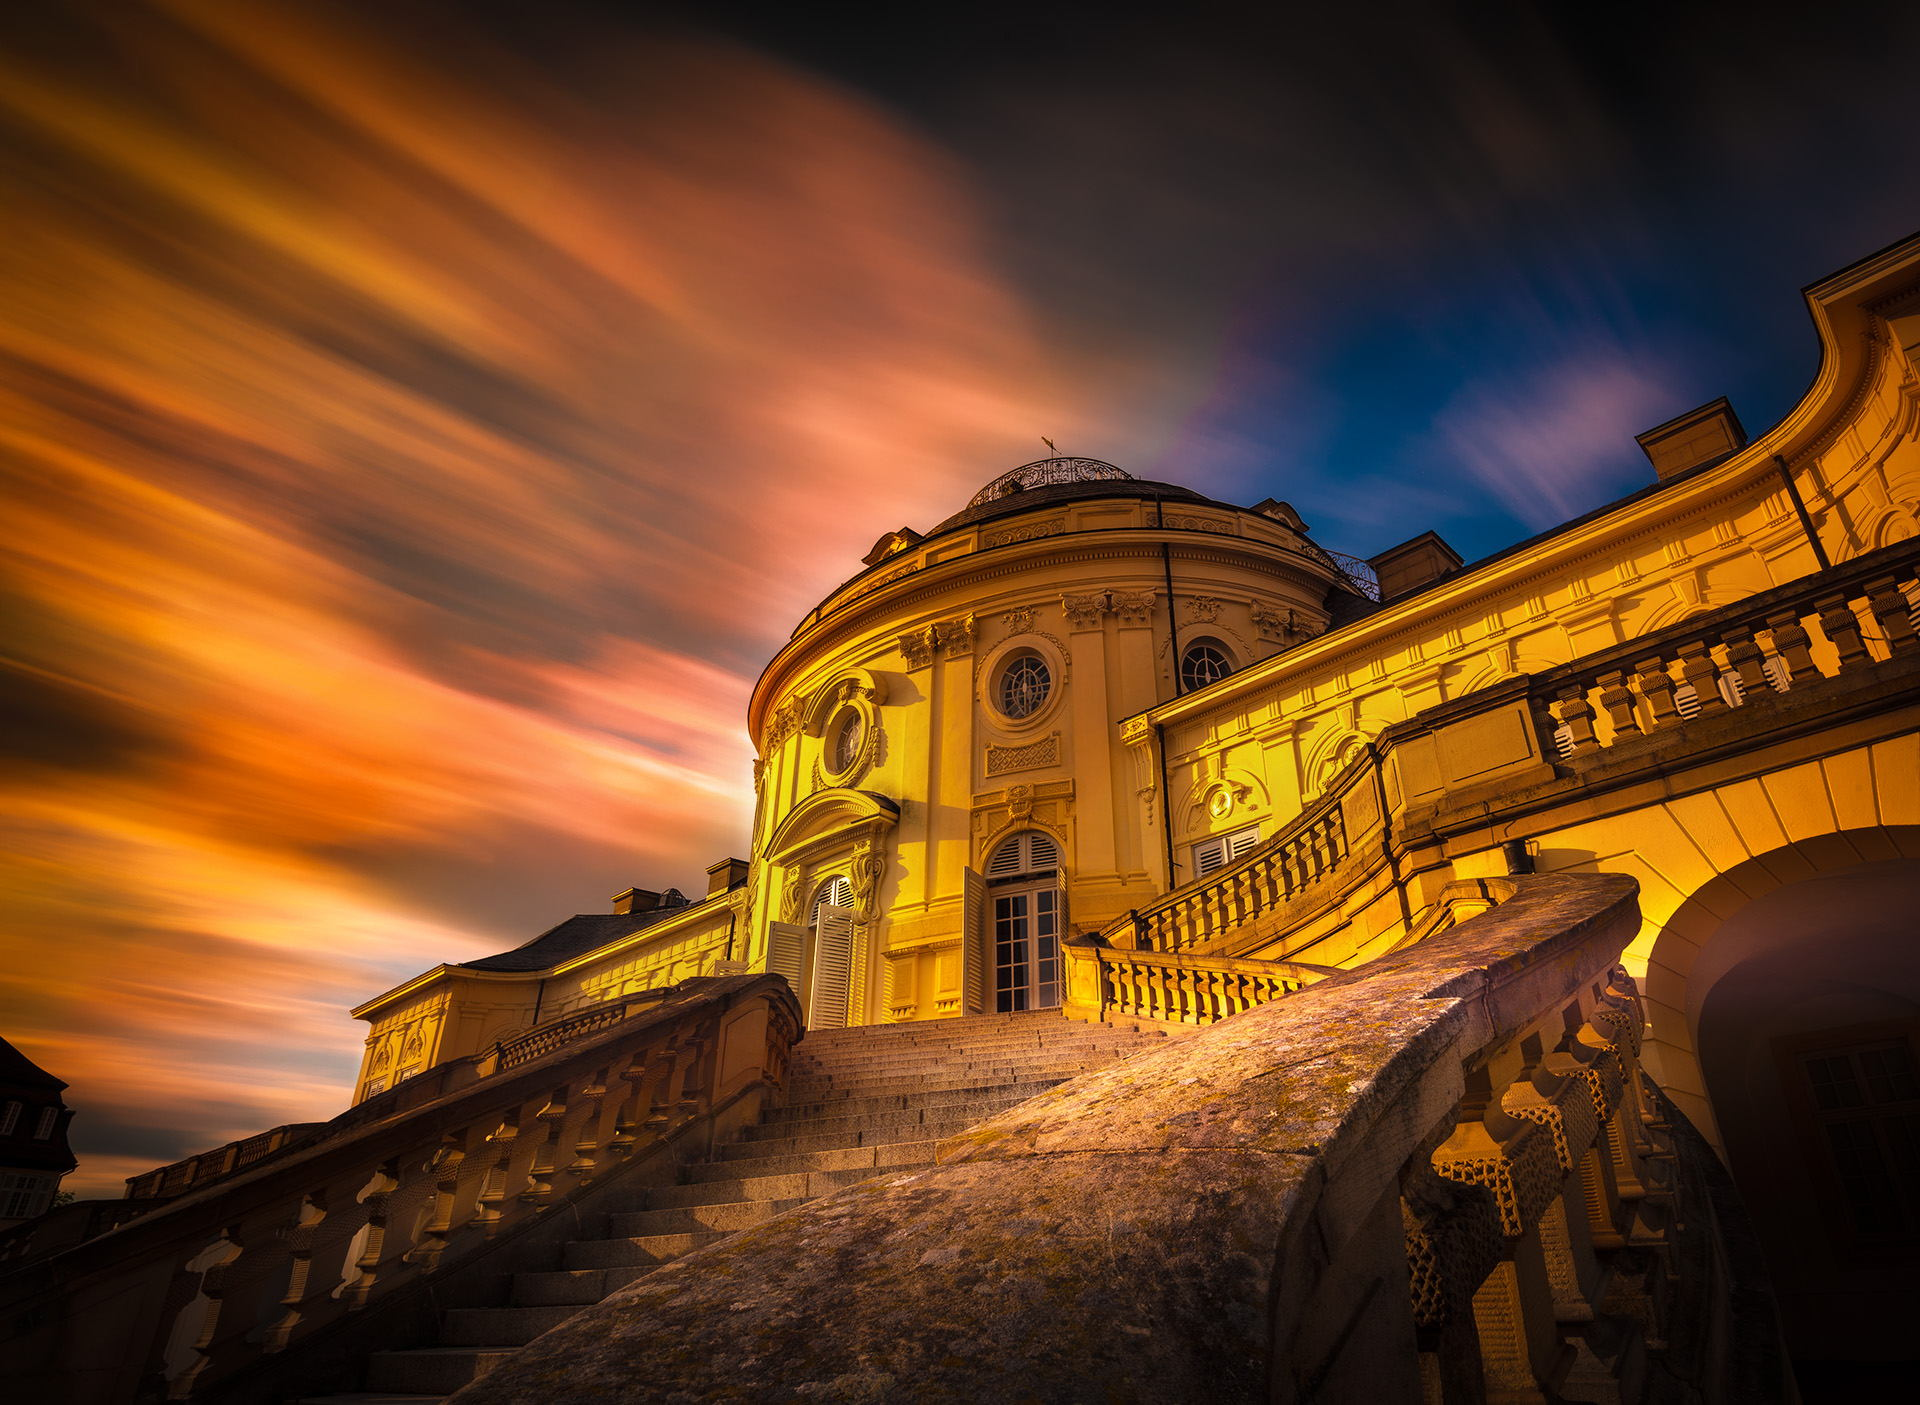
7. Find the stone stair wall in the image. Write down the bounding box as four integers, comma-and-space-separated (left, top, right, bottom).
297, 1010, 1174, 1403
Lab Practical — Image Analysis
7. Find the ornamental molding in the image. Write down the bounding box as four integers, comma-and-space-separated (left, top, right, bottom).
1162, 513, 1225, 532
983, 518, 1067, 548
1120, 715, 1154, 747
985, 732, 1059, 776
934, 614, 976, 659
1000, 605, 1038, 634
1110, 589, 1156, 626
1183, 594, 1222, 622
899, 628, 935, 669
1061, 592, 1106, 629
848, 841, 889, 924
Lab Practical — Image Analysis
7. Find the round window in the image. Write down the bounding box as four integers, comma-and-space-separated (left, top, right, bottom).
1180, 642, 1234, 692
997, 654, 1051, 719
829, 709, 864, 774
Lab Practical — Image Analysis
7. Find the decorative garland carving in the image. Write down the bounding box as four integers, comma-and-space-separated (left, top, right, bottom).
1162, 513, 1219, 532
1001, 605, 1038, 634
986, 733, 1059, 776
1005, 783, 1036, 820
1120, 715, 1154, 747
1183, 595, 1222, 622
848, 843, 888, 923
984, 518, 1066, 548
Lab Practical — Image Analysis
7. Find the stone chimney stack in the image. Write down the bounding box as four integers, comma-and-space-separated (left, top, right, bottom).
611, 887, 661, 916
706, 858, 750, 895
1636, 398, 1747, 482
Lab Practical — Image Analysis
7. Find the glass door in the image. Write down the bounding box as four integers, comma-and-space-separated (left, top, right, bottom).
993, 882, 1060, 1012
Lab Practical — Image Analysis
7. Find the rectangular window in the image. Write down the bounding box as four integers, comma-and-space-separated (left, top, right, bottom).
1192, 825, 1260, 878
1785, 1026, 1920, 1243
0, 1102, 19, 1136
32, 1106, 56, 1140
0, 1171, 50, 1219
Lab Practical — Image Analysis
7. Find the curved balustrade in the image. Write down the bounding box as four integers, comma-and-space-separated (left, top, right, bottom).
1063, 938, 1338, 1026
448, 874, 1788, 1404
0, 975, 800, 1405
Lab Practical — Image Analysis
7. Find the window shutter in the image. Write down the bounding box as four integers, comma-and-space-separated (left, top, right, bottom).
1226, 826, 1261, 863
767, 921, 806, 989
1193, 837, 1227, 877
986, 837, 1024, 878
809, 907, 856, 1029
1029, 831, 1060, 868
988, 830, 1059, 877
963, 867, 989, 1014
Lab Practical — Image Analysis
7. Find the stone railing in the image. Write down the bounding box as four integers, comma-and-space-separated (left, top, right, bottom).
0, 975, 801, 1405
1062, 938, 1339, 1026
1123, 754, 1372, 954
124, 1123, 327, 1203
447, 874, 1787, 1404
1536, 537, 1919, 757
495, 988, 670, 1068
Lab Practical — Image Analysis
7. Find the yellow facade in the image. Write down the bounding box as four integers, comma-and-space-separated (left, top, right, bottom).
355, 234, 1920, 1207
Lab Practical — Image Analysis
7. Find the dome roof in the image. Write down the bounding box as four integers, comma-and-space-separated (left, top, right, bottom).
966, 457, 1133, 507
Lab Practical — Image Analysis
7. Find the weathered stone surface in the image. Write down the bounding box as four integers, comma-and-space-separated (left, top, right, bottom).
451, 874, 1639, 1405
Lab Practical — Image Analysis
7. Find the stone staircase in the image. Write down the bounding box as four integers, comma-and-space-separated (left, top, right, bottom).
300, 1009, 1174, 1404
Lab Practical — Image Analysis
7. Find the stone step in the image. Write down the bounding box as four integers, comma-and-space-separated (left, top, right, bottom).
786, 1049, 1147, 1081
650, 1163, 919, 1210
439, 1305, 578, 1348
365, 1346, 516, 1395
761, 1079, 1062, 1123
791, 1030, 1157, 1061
720, 1116, 988, 1159
561, 1230, 727, 1268
509, 1265, 649, 1306
296, 1395, 445, 1405
691, 1138, 939, 1181
740, 1097, 1038, 1147
610, 1197, 809, 1238
784, 1066, 1100, 1100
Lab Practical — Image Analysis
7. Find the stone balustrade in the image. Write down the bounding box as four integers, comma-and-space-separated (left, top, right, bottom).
449, 873, 1787, 1404
1124, 758, 1367, 954
1536, 538, 1919, 758
1063, 937, 1339, 1026
0, 975, 800, 1405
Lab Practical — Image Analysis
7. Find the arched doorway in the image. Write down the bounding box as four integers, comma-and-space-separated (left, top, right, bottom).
1646, 834, 1920, 1390
984, 831, 1062, 1012
808, 875, 855, 1030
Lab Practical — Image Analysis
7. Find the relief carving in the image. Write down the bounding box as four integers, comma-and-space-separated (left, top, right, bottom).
1061, 592, 1108, 629
1183, 595, 1222, 622
1110, 589, 1157, 626
849, 843, 888, 924
899, 628, 936, 669
986, 733, 1059, 776
1001, 605, 1038, 634
934, 615, 976, 659
984, 518, 1066, 548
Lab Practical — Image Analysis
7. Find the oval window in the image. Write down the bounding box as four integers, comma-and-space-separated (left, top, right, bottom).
998, 654, 1051, 719
829, 709, 863, 774
1179, 642, 1234, 692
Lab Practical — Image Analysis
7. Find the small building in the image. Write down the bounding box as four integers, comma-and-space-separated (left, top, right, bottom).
0, 1037, 76, 1228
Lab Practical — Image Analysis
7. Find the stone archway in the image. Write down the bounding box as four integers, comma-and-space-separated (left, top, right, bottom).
1641, 829, 1920, 1376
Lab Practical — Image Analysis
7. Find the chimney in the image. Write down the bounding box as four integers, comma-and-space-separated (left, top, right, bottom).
706, 857, 750, 895
1635, 398, 1747, 482
1368, 531, 1464, 601
611, 887, 661, 916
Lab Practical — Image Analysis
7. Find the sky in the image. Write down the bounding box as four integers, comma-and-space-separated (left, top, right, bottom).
1, 0, 1913, 1196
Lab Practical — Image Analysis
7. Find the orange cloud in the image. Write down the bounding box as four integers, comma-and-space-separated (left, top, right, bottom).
0, 0, 1097, 1197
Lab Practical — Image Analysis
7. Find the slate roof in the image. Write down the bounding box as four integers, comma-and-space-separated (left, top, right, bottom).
0, 1036, 65, 1092
456, 900, 699, 973
924, 477, 1218, 539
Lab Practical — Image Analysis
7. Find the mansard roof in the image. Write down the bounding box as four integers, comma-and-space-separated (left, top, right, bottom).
457, 903, 693, 973
0, 1036, 66, 1093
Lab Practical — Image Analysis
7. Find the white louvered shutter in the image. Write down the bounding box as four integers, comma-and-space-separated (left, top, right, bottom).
809, 906, 855, 1029
987, 830, 1057, 878
1225, 826, 1261, 863
963, 867, 988, 1015
767, 922, 806, 990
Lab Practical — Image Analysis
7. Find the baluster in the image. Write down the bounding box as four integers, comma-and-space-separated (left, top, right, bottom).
1815, 594, 1871, 670
1631, 657, 1680, 730
341, 1162, 401, 1306
1674, 642, 1728, 715
1719, 628, 1767, 701
469, 1112, 521, 1233
409, 1132, 468, 1270
520, 1088, 568, 1206
1865, 576, 1919, 653
567, 1070, 612, 1184
1593, 670, 1639, 738
1762, 610, 1813, 686
264, 1192, 327, 1351
1550, 684, 1599, 753
160, 1231, 246, 1399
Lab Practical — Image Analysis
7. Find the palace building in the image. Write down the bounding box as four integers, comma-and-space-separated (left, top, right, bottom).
10, 235, 1920, 1403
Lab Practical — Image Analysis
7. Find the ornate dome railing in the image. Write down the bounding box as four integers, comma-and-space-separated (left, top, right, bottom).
1304, 544, 1382, 601
967, 457, 1133, 507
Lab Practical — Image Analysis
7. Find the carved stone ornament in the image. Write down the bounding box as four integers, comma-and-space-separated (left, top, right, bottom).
764, 696, 805, 749
984, 518, 1066, 549
1183, 595, 1222, 623
1061, 592, 1108, 629
986, 733, 1059, 776
1005, 784, 1036, 821
1001, 605, 1038, 635
1120, 715, 1154, 747
849, 844, 888, 923
1110, 589, 1156, 626
779, 873, 805, 925
1250, 601, 1301, 644
934, 614, 976, 659
899, 628, 936, 669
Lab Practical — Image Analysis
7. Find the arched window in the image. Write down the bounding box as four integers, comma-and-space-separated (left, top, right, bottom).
1179, 641, 1234, 692
809, 874, 853, 928
806, 875, 857, 1031
985, 829, 1060, 878
997, 653, 1051, 719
